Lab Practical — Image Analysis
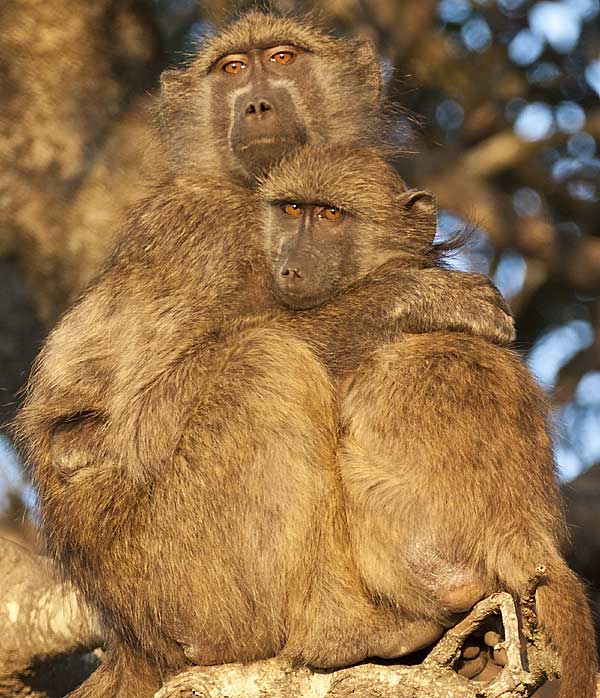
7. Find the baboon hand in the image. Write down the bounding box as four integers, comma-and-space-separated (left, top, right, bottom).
461, 273, 515, 346
404, 267, 515, 346
387, 268, 515, 346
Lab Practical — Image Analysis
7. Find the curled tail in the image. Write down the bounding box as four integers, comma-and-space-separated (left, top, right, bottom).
536, 560, 598, 698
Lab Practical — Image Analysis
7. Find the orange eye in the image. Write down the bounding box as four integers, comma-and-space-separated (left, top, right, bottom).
270, 50, 295, 65
223, 60, 246, 74
282, 203, 303, 216
322, 207, 344, 221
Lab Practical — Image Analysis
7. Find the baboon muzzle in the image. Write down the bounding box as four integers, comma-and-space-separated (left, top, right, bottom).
230, 87, 307, 175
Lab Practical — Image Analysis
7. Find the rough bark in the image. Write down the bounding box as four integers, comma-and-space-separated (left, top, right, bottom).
0, 538, 102, 698
0, 0, 161, 322
154, 587, 559, 698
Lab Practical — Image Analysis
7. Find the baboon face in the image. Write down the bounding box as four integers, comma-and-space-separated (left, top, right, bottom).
266, 202, 358, 310
261, 145, 439, 311
211, 45, 310, 177
159, 13, 384, 182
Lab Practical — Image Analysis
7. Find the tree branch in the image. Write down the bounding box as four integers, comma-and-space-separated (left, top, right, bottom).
155, 590, 557, 698
0, 540, 587, 698
0, 538, 102, 698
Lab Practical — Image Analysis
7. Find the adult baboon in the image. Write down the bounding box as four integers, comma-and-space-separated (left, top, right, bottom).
17, 11, 516, 697
258, 144, 598, 698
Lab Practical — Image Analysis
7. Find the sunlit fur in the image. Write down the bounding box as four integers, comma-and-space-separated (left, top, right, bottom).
15, 12, 525, 698
15, 151, 517, 697
340, 335, 597, 698
261, 144, 441, 278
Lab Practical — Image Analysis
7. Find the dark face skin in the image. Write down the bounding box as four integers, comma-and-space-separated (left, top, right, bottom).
267, 202, 356, 310
210, 45, 313, 178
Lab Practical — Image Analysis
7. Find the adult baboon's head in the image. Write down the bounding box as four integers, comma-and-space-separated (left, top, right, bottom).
159, 11, 385, 183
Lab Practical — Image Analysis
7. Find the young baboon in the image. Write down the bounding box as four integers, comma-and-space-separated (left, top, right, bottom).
17, 11, 517, 697
257, 144, 598, 698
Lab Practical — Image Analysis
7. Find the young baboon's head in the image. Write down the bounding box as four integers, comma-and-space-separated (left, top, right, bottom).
159, 11, 385, 183
259, 145, 437, 310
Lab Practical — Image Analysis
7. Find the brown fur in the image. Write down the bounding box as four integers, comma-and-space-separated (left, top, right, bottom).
16, 12, 518, 697
257, 144, 515, 371
15, 166, 512, 696
259, 144, 598, 698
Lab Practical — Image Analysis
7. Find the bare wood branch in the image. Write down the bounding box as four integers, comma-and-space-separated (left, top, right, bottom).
0, 543, 588, 698
155, 593, 554, 698
0, 538, 102, 697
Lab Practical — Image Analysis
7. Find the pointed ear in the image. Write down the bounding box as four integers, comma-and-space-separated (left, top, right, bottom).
399, 190, 437, 245
399, 190, 436, 218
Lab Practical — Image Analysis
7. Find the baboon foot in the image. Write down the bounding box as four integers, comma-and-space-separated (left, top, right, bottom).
367, 619, 445, 659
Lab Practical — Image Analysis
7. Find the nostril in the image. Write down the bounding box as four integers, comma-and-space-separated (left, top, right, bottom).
245, 99, 273, 117
281, 268, 290, 277
292, 268, 302, 279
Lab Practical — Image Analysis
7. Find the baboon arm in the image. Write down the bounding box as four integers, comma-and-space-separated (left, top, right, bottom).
315, 267, 514, 346
389, 268, 515, 346
17, 253, 224, 474
248, 267, 514, 373
16, 285, 115, 462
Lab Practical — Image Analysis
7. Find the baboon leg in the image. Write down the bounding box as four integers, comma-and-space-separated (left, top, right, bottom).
366, 619, 445, 659
198, 329, 412, 670
37, 324, 345, 674
338, 333, 575, 629
286, 575, 445, 668
337, 335, 500, 623
281, 511, 376, 668
282, 481, 445, 667
159, 323, 347, 664
438, 575, 487, 613
206, 326, 444, 668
